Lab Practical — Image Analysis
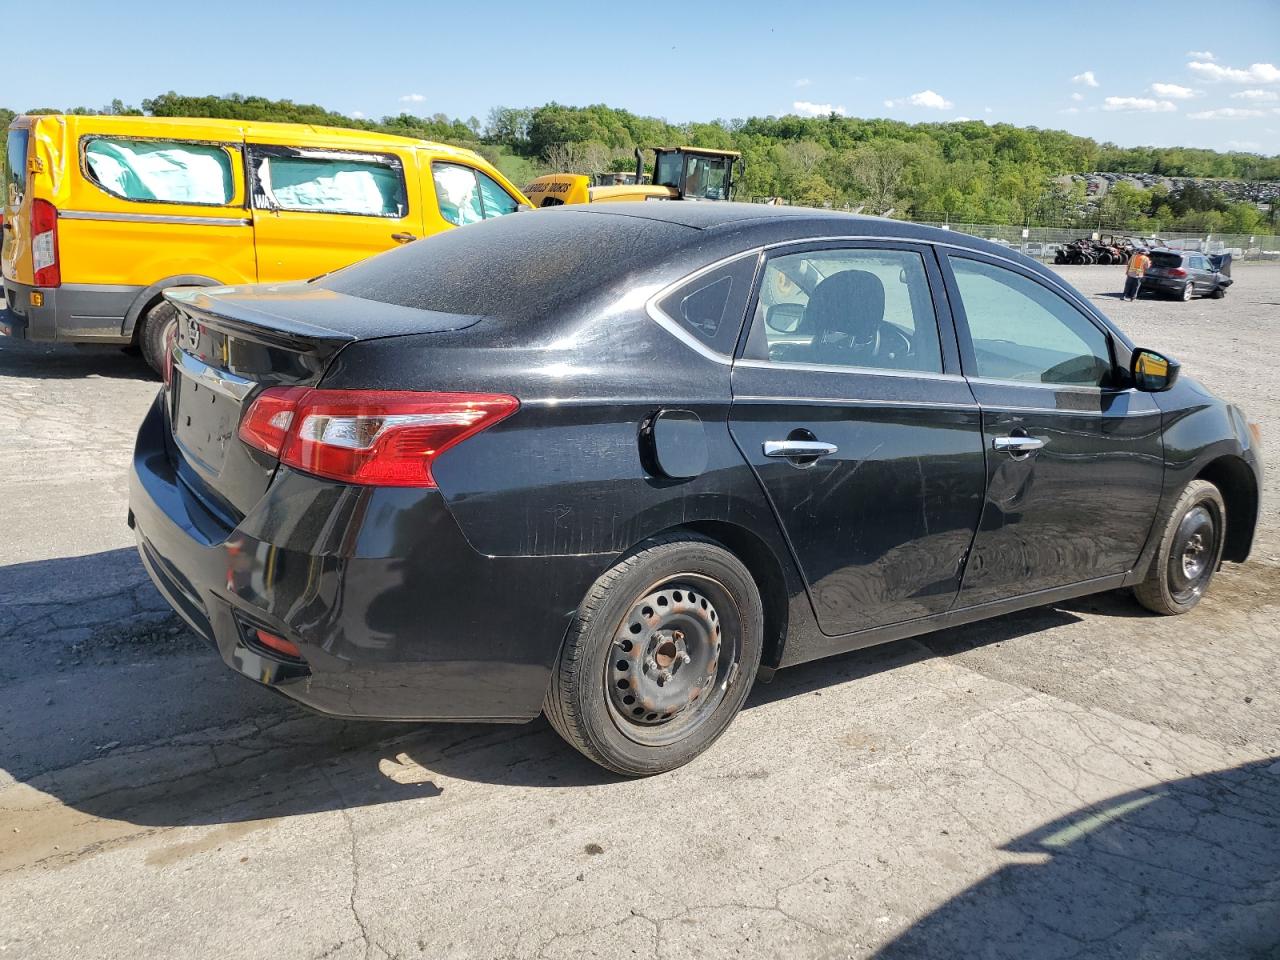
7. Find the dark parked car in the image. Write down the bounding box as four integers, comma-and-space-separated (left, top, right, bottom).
1142, 248, 1233, 301
129, 204, 1262, 776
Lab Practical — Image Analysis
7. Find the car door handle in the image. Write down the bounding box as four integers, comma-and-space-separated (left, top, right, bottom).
390, 232, 417, 244
763, 440, 838, 459
992, 435, 1045, 455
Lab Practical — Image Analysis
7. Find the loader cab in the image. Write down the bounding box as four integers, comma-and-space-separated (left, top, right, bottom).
644, 147, 740, 201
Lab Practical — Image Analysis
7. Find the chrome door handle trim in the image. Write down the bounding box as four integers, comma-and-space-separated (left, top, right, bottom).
763, 440, 838, 458
173, 348, 254, 401
992, 435, 1045, 455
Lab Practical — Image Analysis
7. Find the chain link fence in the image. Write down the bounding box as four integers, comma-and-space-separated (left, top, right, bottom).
901, 221, 1279, 263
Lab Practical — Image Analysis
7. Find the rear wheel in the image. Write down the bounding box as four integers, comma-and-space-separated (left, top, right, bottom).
1134, 480, 1226, 615
138, 300, 178, 375
1181, 280, 1195, 302
544, 537, 763, 776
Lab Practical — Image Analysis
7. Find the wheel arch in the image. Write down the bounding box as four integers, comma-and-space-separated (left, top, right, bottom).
1196, 455, 1258, 563
123, 274, 224, 341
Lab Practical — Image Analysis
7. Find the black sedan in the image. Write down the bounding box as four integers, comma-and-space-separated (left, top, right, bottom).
129, 204, 1262, 776
1142, 249, 1233, 301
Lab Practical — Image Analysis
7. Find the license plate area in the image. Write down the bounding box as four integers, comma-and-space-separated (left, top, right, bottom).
171, 364, 243, 477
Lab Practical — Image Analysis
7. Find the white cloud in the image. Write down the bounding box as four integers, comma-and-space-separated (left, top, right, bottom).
1070, 92, 1084, 102
984, 106, 993, 113
399, 93, 426, 103
952, 116, 971, 122
884, 89, 954, 110
1187, 50, 1215, 60
793, 100, 846, 116
1103, 96, 1177, 112
350, 110, 366, 119
1072, 70, 1099, 87
1226, 140, 1262, 151
794, 78, 812, 88
1232, 88, 1280, 102
1187, 61, 1280, 84
1188, 107, 1266, 119
1151, 83, 1196, 99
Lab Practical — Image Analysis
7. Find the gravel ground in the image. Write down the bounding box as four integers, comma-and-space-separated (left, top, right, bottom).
0, 265, 1276, 960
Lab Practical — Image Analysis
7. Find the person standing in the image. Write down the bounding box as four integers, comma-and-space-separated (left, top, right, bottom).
1124, 248, 1151, 301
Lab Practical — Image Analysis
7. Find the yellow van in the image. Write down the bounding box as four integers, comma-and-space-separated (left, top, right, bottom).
1, 115, 530, 369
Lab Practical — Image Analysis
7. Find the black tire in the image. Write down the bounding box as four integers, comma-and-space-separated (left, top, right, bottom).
1133, 480, 1226, 615
544, 536, 763, 776
138, 300, 178, 375
1211, 284, 1226, 299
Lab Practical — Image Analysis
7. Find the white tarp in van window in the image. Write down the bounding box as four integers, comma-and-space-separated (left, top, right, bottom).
85, 139, 234, 205
259, 156, 404, 217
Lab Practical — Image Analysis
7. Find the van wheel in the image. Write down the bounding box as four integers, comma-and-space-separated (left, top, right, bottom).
544, 536, 763, 776
1133, 480, 1226, 615
139, 301, 178, 375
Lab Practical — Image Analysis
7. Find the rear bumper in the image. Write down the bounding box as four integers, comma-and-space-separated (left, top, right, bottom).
128, 393, 600, 722
1, 278, 141, 342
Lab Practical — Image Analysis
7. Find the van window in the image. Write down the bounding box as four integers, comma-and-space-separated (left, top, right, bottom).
84, 138, 234, 205
6, 128, 29, 204
254, 151, 407, 218
432, 163, 519, 226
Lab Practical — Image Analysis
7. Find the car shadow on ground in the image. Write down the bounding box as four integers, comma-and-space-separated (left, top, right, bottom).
0, 336, 154, 380
874, 757, 1280, 958
1, 546, 1162, 845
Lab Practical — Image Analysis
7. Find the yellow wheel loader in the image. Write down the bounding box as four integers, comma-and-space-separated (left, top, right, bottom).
524, 146, 741, 207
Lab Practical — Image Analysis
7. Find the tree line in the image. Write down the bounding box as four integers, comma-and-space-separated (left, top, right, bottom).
3, 93, 1277, 234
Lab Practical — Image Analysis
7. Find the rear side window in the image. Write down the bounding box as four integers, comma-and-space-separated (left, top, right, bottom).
655, 255, 758, 356
5, 128, 29, 204
252, 148, 407, 217
84, 138, 234, 205
432, 162, 519, 226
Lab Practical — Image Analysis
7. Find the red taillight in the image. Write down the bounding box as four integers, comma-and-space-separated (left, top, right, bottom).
253, 629, 302, 660
238, 389, 518, 487
1167, 267, 1187, 278
31, 199, 60, 288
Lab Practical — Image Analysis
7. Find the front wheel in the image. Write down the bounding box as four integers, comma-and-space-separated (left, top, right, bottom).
544, 537, 763, 776
1211, 284, 1227, 299
1134, 480, 1226, 615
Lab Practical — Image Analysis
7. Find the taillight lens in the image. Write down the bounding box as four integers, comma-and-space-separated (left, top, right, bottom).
238, 389, 518, 487
1168, 267, 1187, 278
31, 199, 60, 287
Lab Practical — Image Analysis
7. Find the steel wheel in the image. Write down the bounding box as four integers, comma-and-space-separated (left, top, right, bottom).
605, 575, 738, 748
1166, 504, 1219, 604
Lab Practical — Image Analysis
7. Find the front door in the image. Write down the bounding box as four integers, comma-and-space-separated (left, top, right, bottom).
247, 144, 422, 283
942, 252, 1164, 606
728, 242, 987, 640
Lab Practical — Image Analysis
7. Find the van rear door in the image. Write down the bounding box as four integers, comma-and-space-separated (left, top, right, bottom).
246, 141, 423, 283
2, 121, 34, 288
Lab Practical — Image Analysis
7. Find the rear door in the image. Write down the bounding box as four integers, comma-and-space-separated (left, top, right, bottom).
2, 121, 33, 285
727, 241, 987, 640
941, 252, 1164, 606
247, 143, 422, 283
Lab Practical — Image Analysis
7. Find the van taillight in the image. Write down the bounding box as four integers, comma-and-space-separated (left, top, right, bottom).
238, 389, 519, 487
31, 199, 60, 287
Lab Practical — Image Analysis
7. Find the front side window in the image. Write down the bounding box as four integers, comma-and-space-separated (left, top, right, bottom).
254, 150, 406, 217
949, 257, 1113, 387
684, 155, 731, 200
432, 162, 519, 226
744, 248, 944, 374
84, 137, 234, 205
6, 128, 29, 205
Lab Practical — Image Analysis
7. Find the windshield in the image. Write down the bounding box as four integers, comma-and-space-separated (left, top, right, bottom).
5, 128, 29, 206
684, 155, 731, 200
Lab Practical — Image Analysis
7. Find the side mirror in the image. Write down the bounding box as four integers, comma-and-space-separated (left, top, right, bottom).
1131, 348, 1180, 392
765, 302, 804, 334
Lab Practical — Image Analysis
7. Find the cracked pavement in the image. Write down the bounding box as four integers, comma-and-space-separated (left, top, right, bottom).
1, 267, 1277, 959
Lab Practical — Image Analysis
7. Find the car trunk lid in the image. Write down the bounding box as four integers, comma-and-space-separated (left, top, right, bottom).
164, 282, 482, 520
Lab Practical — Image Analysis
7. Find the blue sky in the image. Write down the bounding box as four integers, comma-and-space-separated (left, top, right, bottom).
5, 0, 1278, 154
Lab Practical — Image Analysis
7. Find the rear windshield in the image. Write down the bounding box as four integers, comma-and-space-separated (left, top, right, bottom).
317, 209, 697, 321
5, 128, 29, 204
1149, 251, 1184, 268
